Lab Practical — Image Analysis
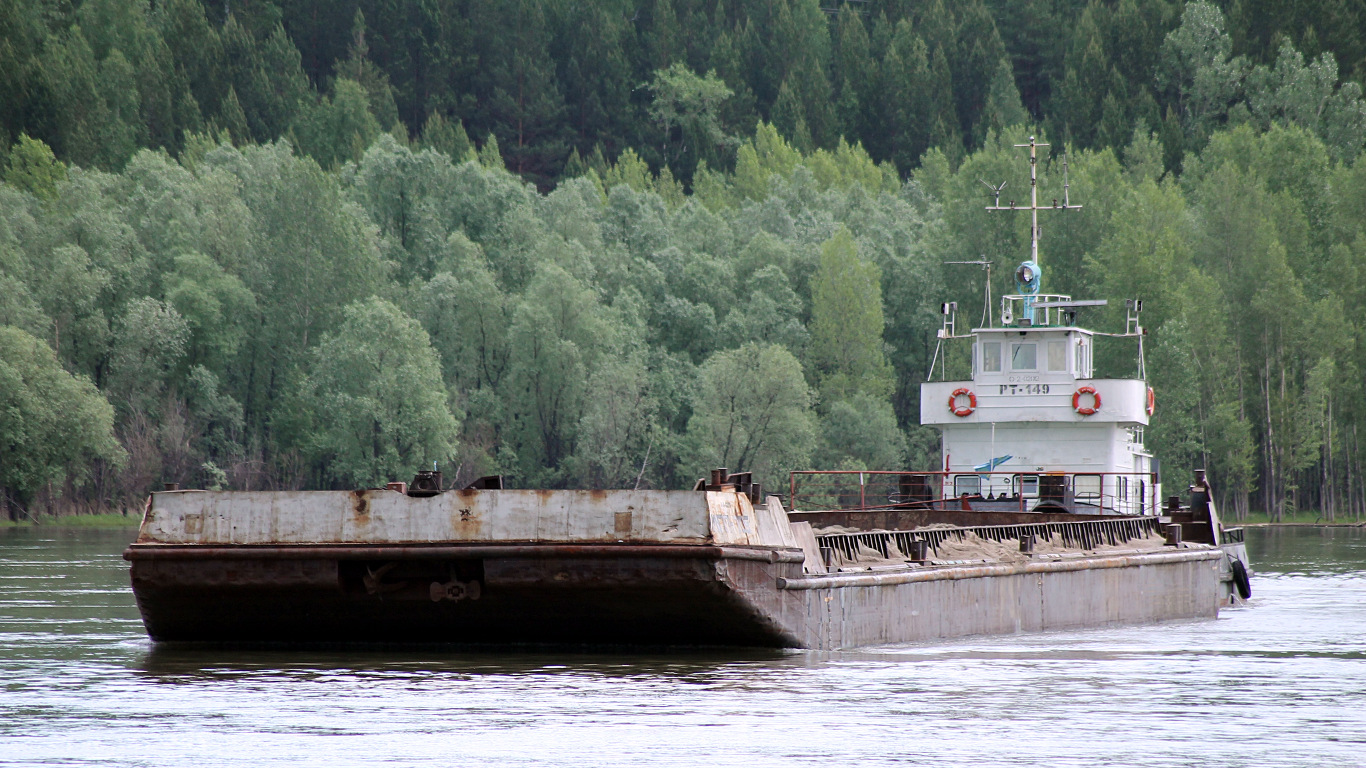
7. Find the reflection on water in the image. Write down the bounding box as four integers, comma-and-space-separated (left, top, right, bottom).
2, 526, 1364, 767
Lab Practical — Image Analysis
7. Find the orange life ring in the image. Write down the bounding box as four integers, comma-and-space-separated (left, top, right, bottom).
1072, 386, 1101, 416
948, 388, 976, 417
1146, 387, 1156, 417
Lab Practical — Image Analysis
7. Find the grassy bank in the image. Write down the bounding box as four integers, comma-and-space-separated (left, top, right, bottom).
0, 513, 142, 528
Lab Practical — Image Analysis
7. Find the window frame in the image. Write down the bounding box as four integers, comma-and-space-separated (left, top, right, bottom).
953, 474, 982, 497
1010, 342, 1037, 371
1047, 339, 1067, 372
981, 341, 1002, 373
1074, 474, 1102, 499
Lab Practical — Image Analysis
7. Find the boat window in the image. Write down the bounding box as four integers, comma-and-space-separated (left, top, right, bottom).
1011, 343, 1036, 370
1047, 340, 1067, 371
982, 341, 1001, 372
1074, 474, 1101, 499
1118, 476, 1128, 501
1015, 474, 1039, 497
953, 475, 981, 496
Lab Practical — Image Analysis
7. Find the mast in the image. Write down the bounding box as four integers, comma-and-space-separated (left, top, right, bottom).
984, 136, 1082, 272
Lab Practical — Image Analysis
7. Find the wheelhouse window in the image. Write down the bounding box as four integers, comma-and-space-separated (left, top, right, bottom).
1015, 474, 1039, 497
1011, 343, 1036, 370
982, 341, 1002, 372
1047, 340, 1067, 372
954, 475, 981, 497
1074, 474, 1101, 499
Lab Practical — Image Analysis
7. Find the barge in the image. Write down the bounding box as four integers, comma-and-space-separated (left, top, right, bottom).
126, 475, 1241, 649
125, 137, 1252, 649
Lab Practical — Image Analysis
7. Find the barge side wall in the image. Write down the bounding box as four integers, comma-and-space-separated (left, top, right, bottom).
137, 489, 798, 549
725, 550, 1224, 648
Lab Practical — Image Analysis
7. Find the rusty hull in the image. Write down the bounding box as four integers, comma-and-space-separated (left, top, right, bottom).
126, 541, 1225, 649
127, 545, 806, 646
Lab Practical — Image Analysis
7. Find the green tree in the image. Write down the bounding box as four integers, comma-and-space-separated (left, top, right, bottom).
809, 226, 893, 402
815, 393, 907, 470
571, 355, 659, 489
295, 297, 460, 488
420, 112, 474, 162
975, 59, 1030, 145
333, 10, 401, 132
163, 251, 256, 370
504, 263, 616, 484
4, 134, 66, 200
292, 78, 382, 169
1245, 42, 1366, 162
471, 0, 567, 183
882, 22, 933, 172
39, 25, 108, 168
0, 326, 124, 517
685, 343, 816, 492
647, 63, 735, 179
1156, 0, 1248, 150
106, 296, 189, 411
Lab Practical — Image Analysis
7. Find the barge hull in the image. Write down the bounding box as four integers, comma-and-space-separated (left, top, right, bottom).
127, 542, 1223, 649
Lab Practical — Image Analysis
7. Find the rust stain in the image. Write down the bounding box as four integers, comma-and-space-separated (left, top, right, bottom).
614, 510, 633, 538
535, 489, 555, 501
457, 488, 478, 501
589, 489, 608, 500
350, 489, 370, 522
452, 505, 482, 537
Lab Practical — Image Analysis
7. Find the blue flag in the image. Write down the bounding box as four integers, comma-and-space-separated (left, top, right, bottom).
973, 455, 1013, 473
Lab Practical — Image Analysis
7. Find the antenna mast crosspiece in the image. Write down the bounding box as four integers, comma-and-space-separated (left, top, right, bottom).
983, 137, 1082, 270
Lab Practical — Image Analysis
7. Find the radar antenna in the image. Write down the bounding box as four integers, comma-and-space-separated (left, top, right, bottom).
978, 179, 1006, 209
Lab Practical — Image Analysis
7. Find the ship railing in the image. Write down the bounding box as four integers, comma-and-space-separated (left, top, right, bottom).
788, 470, 1162, 516
815, 516, 1166, 566
1000, 293, 1075, 327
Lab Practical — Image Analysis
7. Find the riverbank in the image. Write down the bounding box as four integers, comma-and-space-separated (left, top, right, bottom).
1232, 509, 1366, 527
0, 513, 141, 529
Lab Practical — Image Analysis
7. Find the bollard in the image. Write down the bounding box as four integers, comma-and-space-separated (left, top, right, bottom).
820, 546, 837, 573
906, 539, 929, 563
1164, 523, 1183, 546
163, 482, 179, 491
1019, 534, 1036, 554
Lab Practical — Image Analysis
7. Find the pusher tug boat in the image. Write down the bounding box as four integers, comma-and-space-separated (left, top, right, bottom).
125, 137, 1252, 649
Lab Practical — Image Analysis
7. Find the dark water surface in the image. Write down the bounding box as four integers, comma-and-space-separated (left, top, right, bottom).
1, 526, 1363, 767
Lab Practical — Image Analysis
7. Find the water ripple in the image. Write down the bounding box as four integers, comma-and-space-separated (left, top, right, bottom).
0, 526, 1363, 767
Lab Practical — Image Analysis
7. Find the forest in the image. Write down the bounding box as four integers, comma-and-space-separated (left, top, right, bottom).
3, 0, 1366, 522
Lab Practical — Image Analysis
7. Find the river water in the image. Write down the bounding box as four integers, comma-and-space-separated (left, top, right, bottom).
1, 526, 1362, 767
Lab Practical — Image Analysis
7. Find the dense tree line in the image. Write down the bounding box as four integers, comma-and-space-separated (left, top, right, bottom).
4, 0, 1366, 521
7, 0, 1366, 185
